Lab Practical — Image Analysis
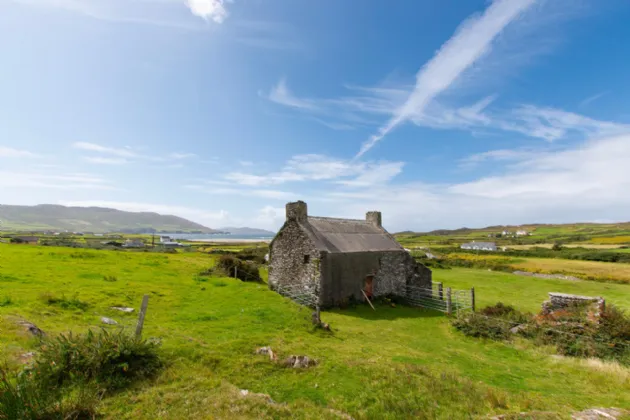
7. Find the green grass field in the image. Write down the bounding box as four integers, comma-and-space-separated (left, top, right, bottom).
1, 244, 630, 418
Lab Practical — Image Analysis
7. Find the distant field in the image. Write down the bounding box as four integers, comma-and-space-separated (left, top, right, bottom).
508, 244, 628, 250
440, 252, 630, 283
1, 244, 630, 418
589, 236, 630, 245
438, 268, 630, 312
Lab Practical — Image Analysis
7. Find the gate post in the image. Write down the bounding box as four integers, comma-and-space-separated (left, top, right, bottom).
471, 287, 476, 312
438, 282, 443, 300
446, 287, 452, 315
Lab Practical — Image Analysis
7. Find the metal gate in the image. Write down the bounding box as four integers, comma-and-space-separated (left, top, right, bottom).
405, 282, 475, 314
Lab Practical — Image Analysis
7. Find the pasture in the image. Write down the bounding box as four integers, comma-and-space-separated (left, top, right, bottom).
1, 244, 630, 418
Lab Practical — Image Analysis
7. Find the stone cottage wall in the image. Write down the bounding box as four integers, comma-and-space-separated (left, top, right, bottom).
268, 221, 321, 296
318, 251, 430, 307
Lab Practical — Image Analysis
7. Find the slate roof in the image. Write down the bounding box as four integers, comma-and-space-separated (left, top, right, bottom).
301, 216, 403, 253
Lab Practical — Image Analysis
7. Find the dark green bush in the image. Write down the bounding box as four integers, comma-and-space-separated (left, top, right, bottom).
455, 302, 630, 365
0, 296, 12, 307
32, 329, 163, 391
40, 293, 89, 311
452, 312, 513, 340
216, 255, 262, 282
0, 368, 100, 420
235, 247, 268, 264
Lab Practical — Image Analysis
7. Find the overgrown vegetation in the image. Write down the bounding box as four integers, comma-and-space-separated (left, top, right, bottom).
0, 368, 100, 420
33, 329, 163, 390
453, 303, 630, 365
214, 255, 262, 282
40, 293, 90, 311
0, 329, 163, 419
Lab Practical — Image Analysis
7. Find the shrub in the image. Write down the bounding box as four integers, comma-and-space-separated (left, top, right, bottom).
452, 312, 513, 340
0, 367, 100, 419
235, 247, 268, 265
0, 296, 12, 307
40, 293, 89, 311
216, 255, 262, 282
32, 329, 163, 391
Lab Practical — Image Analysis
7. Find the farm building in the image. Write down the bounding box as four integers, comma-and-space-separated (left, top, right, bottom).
268, 201, 432, 308
461, 241, 497, 251
10, 236, 39, 245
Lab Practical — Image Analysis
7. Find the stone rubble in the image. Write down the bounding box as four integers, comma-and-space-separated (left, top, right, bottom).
100, 316, 118, 325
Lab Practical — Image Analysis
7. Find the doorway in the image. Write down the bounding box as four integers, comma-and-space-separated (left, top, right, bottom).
364, 275, 374, 298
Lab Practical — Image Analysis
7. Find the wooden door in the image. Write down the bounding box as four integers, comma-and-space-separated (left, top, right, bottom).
364, 275, 374, 298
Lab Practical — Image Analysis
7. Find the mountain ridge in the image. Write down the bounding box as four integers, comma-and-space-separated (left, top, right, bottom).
0, 204, 219, 233
219, 226, 276, 236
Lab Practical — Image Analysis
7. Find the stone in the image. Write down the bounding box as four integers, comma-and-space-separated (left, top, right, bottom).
17, 321, 45, 338
101, 317, 118, 325
283, 355, 317, 368
111, 307, 135, 313
255, 346, 277, 361
19, 352, 35, 364
239, 389, 275, 404
572, 408, 626, 419
510, 324, 527, 334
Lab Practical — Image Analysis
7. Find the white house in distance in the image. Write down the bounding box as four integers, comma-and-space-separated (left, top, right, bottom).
159, 235, 186, 248
461, 241, 497, 251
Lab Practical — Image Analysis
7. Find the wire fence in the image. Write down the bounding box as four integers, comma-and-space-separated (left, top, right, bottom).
274, 283, 318, 309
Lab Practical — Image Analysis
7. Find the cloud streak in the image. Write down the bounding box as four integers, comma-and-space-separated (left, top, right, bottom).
73, 142, 197, 164
0, 146, 40, 158
356, 0, 537, 157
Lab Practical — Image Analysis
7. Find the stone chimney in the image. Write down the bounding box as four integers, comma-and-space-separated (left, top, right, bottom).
286, 201, 308, 222
366, 211, 382, 228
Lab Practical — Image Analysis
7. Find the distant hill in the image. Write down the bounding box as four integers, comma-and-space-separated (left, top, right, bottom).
0, 204, 219, 233
397, 222, 630, 236
220, 227, 276, 236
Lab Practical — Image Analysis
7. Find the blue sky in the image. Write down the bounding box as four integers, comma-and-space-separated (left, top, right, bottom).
2, 0, 630, 232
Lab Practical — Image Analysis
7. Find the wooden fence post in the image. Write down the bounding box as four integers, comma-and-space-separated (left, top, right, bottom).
446, 287, 452, 315
471, 287, 476, 312
234, 266, 238, 279
438, 282, 443, 300
135, 294, 150, 340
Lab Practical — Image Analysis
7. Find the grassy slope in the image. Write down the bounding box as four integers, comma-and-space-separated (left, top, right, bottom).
1, 244, 630, 418
436, 268, 630, 312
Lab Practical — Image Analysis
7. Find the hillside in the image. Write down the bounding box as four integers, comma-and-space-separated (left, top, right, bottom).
0, 204, 218, 233
220, 227, 276, 236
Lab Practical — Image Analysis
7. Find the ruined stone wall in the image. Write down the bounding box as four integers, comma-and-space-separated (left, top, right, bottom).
542, 292, 605, 315
408, 258, 432, 290
268, 221, 321, 296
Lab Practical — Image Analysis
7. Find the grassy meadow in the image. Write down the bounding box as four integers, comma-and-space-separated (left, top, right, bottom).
1, 243, 630, 418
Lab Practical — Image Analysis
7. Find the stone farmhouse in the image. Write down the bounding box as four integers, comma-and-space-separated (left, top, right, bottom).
268, 201, 432, 308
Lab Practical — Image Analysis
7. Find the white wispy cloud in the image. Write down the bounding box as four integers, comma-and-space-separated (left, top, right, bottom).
356, 0, 537, 157
579, 91, 609, 108
0, 171, 116, 190
268, 79, 319, 110
185, 0, 229, 23
83, 156, 130, 165
0, 146, 40, 158
220, 154, 404, 186
74, 142, 136, 158
73, 142, 197, 164
8, 0, 230, 28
